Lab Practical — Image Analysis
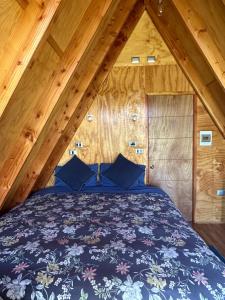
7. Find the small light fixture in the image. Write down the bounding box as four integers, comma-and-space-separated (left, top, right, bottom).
87, 114, 94, 122
130, 113, 138, 121
147, 56, 156, 63
131, 56, 140, 64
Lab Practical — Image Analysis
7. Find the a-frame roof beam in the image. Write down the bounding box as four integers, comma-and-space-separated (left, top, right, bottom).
145, 0, 225, 138
0, 0, 63, 117
172, 0, 225, 90
0, 0, 116, 209
33, 0, 145, 193
1, 0, 142, 210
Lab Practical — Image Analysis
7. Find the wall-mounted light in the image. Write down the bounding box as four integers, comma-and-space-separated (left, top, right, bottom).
130, 113, 138, 121
147, 56, 156, 64
87, 114, 94, 122
131, 56, 140, 64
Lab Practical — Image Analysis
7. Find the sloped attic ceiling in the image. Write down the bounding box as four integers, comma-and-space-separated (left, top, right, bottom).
0, 0, 225, 212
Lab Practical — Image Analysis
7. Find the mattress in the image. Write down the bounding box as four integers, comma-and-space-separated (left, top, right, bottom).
0, 187, 224, 299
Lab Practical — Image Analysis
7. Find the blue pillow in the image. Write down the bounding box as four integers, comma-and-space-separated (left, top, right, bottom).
55, 164, 98, 188
100, 163, 146, 187
55, 156, 95, 191
102, 154, 145, 189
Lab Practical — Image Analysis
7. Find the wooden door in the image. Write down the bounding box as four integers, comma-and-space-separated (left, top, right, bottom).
148, 95, 193, 221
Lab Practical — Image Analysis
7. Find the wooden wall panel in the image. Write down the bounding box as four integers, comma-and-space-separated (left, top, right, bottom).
53, 66, 193, 222
195, 98, 225, 223
115, 11, 175, 66
145, 65, 194, 95
148, 95, 193, 221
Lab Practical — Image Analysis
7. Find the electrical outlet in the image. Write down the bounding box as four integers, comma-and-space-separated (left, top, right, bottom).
216, 189, 225, 196
69, 149, 77, 156
136, 148, 144, 154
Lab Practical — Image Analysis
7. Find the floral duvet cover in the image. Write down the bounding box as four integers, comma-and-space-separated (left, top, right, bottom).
0, 190, 225, 300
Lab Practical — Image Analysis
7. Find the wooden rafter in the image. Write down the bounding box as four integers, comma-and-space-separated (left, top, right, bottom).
0, 0, 63, 118
145, 0, 225, 138
0, 0, 116, 209
172, 0, 225, 90
3, 0, 144, 210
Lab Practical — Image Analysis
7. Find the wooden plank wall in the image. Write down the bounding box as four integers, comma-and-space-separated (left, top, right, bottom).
195, 99, 225, 223
148, 95, 193, 220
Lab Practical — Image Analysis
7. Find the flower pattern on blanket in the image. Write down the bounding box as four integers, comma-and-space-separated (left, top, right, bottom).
0, 192, 225, 300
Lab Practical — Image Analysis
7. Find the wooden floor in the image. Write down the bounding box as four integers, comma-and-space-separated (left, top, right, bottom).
192, 223, 225, 257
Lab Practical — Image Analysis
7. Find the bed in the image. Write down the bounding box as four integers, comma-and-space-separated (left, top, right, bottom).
0, 186, 225, 300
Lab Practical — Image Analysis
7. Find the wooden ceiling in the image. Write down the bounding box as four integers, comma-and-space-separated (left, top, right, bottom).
0, 0, 225, 211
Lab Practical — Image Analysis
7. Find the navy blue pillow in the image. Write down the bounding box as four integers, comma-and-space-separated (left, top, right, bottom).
100, 163, 146, 187
55, 164, 98, 188
102, 154, 145, 189
55, 156, 95, 191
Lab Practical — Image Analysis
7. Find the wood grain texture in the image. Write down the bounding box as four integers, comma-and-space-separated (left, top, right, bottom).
0, 0, 63, 117
149, 117, 193, 139
145, 65, 193, 95
115, 11, 175, 66
50, 0, 92, 52
0, 0, 115, 209
34, 1, 146, 191
145, 0, 225, 138
4, 0, 142, 207
149, 138, 193, 160
148, 95, 193, 220
195, 98, 225, 223
172, 0, 225, 89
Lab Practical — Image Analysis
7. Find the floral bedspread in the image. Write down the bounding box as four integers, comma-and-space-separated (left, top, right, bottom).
0, 190, 225, 300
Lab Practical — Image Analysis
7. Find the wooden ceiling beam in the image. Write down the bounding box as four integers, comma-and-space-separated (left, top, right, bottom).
0, 0, 63, 117
172, 0, 225, 90
145, 0, 225, 138
0, 0, 116, 209
3, 0, 144, 210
